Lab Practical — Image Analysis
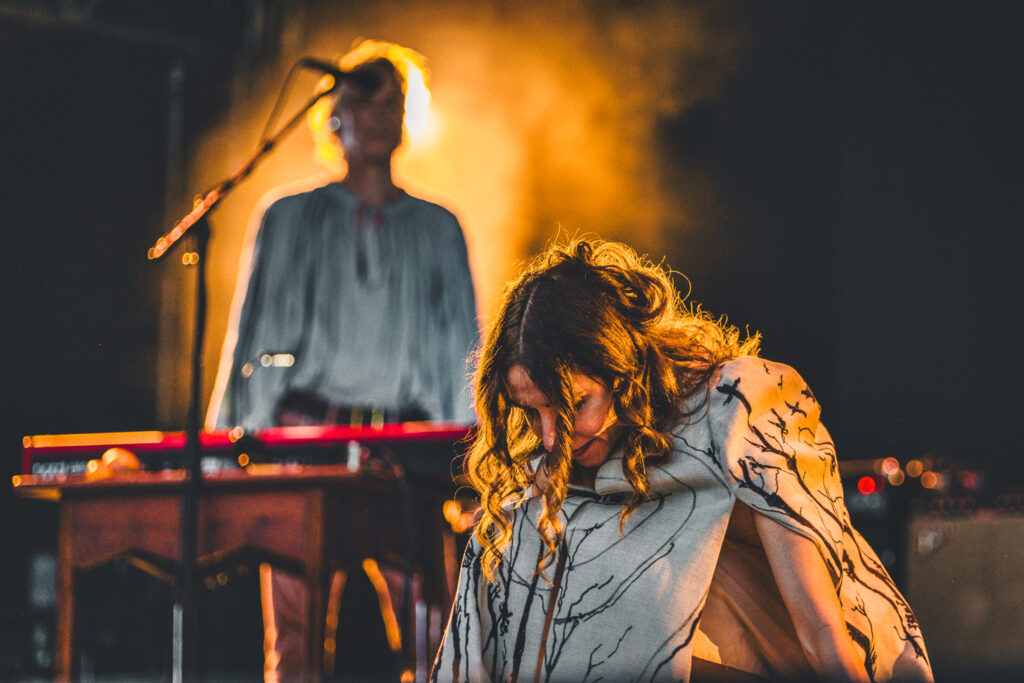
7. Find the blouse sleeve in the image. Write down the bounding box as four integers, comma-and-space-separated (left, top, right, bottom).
707, 356, 932, 682
433, 216, 478, 424
210, 196, 312, 429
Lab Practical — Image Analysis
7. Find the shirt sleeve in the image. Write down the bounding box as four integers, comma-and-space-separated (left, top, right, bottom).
707, 356, 932, 682
432, 216, 478, 424
210, 196, 312, 429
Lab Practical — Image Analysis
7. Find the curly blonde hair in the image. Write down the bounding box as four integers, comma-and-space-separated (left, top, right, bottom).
467, 238, 760, 581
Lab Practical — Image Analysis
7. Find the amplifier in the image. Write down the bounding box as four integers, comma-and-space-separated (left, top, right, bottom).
905, 512, 1024, 677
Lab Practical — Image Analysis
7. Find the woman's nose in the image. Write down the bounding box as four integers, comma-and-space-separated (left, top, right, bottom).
535, 410, 556, 452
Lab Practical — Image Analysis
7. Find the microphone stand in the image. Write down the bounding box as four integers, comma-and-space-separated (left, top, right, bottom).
147, 79, 339, 683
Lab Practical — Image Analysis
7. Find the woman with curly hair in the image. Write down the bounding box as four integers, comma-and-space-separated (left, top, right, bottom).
432, 238, 932, 682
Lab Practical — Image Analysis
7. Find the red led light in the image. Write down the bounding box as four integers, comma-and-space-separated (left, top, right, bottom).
857, 476, 876, 495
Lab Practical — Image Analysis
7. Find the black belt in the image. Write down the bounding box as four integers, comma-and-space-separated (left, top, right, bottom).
274, 390, 428, 427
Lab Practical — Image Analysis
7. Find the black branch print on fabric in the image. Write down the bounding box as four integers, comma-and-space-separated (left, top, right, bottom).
716, 377, 751, 414
643, 607, 704, 682
542, 491, 697, 681
583, 624, 633, 683
491, 501, 540, 667
736, 403, 850, 554
670, 432, 731, 490
847, 621, 877, 683
487, 503, 543, 679
715, 365, 929, 670
432, 541, 479, 683
786, 399, 808, 418
508, 498, 554, 681
433, 359, 930, 682
563, 497, 669, 572
850, 596, 879, 681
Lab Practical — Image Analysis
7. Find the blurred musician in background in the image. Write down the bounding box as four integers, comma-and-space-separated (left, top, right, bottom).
208, 42, 477, 434
205, 41, 478, 681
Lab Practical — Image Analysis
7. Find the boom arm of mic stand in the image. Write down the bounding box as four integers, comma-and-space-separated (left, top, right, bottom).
147, 85, 336, 261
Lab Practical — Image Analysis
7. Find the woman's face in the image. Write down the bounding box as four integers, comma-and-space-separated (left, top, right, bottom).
506, 364, 623, 471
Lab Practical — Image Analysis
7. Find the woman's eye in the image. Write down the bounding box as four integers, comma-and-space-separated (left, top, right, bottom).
574, 399, 585, 411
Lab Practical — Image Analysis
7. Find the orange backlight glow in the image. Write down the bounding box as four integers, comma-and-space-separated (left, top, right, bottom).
24, 431, 165, 449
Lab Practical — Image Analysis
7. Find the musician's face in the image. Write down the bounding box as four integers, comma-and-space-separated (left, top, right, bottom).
332, 71, 404, 163
506, 365, 623, 472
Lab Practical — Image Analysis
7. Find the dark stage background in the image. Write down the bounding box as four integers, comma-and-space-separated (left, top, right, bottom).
1, 1, 1020, 679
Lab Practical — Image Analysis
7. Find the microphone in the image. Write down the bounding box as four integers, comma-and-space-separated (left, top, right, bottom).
299, 57, 382, 93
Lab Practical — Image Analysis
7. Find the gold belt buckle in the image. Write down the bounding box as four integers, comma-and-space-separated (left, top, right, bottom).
348, 406, 386, 427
